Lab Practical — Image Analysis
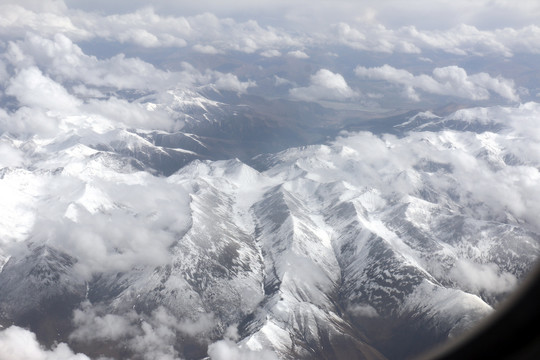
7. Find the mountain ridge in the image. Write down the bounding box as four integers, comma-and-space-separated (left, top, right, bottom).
0, 99, 539, 359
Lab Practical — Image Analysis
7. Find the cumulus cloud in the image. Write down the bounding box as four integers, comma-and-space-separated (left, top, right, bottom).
192, 44, 222, 54
52, 179, 190, 279
404, 24, 540, 56
128, 320, 180, 360
355, 64, 520, 102
6, 66, 81, 111
0, 32, 263, 289
286, 50, 309, 59
2, 0, 67, 13
212, 72, 257, 93
69, 301, 217, 360
260, 49, 281, 58
57, 0, 540, 33
290, 69, 357, 102
0, 157, 193, 280
1, 1, 540, 59
84, 10, 300, 53
449, 259, 518, 295
0, 141, 24, 168
0, 5, 304, 56
152, 307, 215, 337
0, 101, 63, 137
263, 101, 539, 239
175, 63, 256, 93
83, 7, 190, 48
208, 339, 278, 360
0, 34, 258, 136
82, 97, 175, 131
0, 325, 90, 360
328, 20, 540, 57
0, 3, 90, 41
332, 22, 421, 54
70, 301, 138, 342
5, 34, 174, 91
3, 33, 256, 99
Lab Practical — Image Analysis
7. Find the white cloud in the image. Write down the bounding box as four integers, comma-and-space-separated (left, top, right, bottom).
0, 4, 90, 41
69, 301, 218, 360
332, 22, 421, 54
126, 307, 216, 360
0, 141, 24, 168
332, 103, 540, 230
208, 339, 278, 360
9, 171, 192, 280
0, 34, 259, 136
82, 97, 175, 131
449, 259, 518, 295
1, 2, 540, 60
193, 44, 222, 54
84, 7, 190, 48
1, 0, 67, 13
116, 28, 161, 48
0, 325, 90, 360
1, 1, 540, 59
58, 0, 540, 32
402, 24, 514, 56
0, 5, 303, 56
5, 33, 257, 97
78, 9, 301, 54
468, 71, 521, 102
402, 86, 420, 102
355, 64, 520, 102
211, 72, 256, 94
70, 302, 215, 344
290, 69, 357, 102
329, 21, 540, 56
5, 34, 174, 91
70, 301, 138, 342
260, 49, 281, 58
6, 66, 81, 111
286, 50, 309, 59
152, 307, 215, 337
128, 319, 180, 360
223, 324, 240, 341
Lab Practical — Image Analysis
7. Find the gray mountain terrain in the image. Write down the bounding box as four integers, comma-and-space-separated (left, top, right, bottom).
0, 92, 539, 360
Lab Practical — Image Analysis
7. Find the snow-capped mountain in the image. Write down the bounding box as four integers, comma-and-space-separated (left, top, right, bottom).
0, 100, 539, 360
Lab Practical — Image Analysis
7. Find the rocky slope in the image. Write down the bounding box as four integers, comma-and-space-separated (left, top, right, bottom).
0, 100, 539, 360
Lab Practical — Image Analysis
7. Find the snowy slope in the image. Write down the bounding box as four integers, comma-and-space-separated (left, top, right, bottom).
0, 103, 539, 359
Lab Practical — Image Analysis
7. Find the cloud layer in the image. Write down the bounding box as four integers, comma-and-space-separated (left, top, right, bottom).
355, 65, 519, 102
2, 2, 540, 58
0, 33, 257, 137
0, 1, 536, 110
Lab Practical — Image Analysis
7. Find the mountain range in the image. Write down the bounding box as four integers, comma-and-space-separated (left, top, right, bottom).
0, 89, 539, 360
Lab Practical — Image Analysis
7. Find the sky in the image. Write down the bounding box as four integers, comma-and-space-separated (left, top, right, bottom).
1, 0, 540, 110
